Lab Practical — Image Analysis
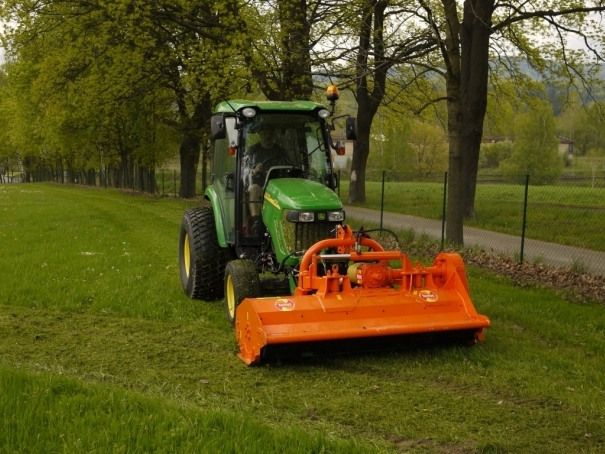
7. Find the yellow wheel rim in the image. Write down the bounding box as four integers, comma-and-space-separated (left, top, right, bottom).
226, 274, 235, 319
184, 233, 191, 278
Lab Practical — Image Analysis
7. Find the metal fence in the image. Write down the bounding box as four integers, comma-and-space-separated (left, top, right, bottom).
0, 168, 210, 197
338, 171, 605, 276
6, 166, 605, 275
0, 173, 23, 183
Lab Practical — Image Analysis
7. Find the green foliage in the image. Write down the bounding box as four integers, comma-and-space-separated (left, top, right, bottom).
368, 111, 413, 172
368, 115, 448, 178
500, 101, 563, 184
0, 0, 248, 194
479, 140, 514, 169
408, 121, 448, 176
483, 79, 528, 138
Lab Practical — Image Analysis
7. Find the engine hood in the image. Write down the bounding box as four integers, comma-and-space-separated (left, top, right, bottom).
263, 179, 343, 211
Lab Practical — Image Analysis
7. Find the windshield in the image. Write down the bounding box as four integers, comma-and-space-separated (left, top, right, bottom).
242, 114, 330, 184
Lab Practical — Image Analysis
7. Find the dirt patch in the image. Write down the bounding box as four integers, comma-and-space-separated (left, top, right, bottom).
387, 436, 479, 453
461, 249, 605, 305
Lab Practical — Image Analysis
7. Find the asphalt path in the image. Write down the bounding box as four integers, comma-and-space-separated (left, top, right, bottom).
344, 205, 605, 276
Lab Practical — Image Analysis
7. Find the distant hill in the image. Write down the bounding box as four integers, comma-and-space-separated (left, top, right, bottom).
493, 57, 605, 115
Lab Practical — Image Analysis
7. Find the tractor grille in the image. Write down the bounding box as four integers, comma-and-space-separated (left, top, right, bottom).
295, 222, 339, 251
282, 221, 338, 252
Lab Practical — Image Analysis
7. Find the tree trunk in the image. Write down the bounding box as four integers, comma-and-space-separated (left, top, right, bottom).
179, 131, 201, 198
349, 0, 387, 204
349, 109, 373, 204
118, 153, 132, 189
177, 93, 212, 199
279, 0, 313, 101
88, 168, 96, 186
254, 0, 313, 101
441, 0, 464, 245
459, 0, 494, 220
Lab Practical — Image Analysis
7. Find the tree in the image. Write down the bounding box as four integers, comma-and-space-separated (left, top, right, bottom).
0, 0, 247, 197
0, 69, 19, 182
246, 0, 314, 101
415, 0, 605, 244
320, 0, 437, 203
500, 101, 563, 185
479, 140, 514, 169
408, 120, 448, 177
0, 22, 181, 189
367, 110, 414, 174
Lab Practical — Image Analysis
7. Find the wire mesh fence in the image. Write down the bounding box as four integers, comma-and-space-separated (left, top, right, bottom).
338, 171, 605, 275
0, 172, 23, 183
0, 167, 211, 198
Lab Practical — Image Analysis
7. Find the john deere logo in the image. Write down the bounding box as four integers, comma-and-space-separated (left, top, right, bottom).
318, 213, 326, 221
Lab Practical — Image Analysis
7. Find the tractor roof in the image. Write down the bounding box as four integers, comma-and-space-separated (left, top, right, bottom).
214, 99, 326, 114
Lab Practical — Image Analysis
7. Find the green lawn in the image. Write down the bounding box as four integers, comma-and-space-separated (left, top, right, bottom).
1, 183, 604, 453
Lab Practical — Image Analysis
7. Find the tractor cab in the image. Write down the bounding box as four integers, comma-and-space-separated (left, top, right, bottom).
207, 96, 355, 266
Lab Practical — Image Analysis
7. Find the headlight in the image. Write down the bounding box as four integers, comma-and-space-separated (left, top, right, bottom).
242, 107, 256, 118
298, 212, 315, 222
328, 211, 344, 222
318, 109, 330, 119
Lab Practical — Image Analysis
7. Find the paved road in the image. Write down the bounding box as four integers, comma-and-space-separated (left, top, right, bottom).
344, 205, 605, 276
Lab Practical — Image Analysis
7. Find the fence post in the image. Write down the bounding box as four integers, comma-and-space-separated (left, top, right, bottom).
520, 174, 530, 263
380, 170, 385, 230
441, 172, 447, 249
338, 170, 341, 197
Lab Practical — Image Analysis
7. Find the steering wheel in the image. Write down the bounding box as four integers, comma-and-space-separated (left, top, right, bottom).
261, 156, 287, 167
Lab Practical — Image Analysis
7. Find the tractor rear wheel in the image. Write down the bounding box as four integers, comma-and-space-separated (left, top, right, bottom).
179, 207, 227, 300
224, 260, 260, 325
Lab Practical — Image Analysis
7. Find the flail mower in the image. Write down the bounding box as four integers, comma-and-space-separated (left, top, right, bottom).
179, 87, 490, 365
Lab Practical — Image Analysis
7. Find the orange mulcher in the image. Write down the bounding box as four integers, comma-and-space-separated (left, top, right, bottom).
235, 226, 490, 365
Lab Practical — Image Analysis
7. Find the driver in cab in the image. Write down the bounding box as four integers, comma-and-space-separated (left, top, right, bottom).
244, 123, 288, 234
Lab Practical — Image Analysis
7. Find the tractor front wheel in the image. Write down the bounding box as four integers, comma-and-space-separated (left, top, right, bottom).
224, 260, 260, 325
179, 207, 227, 300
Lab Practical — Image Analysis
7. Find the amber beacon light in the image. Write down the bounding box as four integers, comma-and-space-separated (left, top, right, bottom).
326, 85, 340, 101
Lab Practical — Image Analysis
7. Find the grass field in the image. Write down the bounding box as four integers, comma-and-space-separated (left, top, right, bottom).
338, 180, 605, 251
1, 183, 604, 453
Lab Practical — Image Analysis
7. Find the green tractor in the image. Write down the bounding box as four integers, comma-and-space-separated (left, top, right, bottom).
178, 88, 356, 324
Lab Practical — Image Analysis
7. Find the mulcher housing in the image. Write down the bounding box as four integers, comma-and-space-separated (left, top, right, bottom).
179, 89, 490, 365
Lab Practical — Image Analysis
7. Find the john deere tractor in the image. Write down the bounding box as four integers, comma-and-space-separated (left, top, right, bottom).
179, 87, 356, 323
179, 89, 490, 365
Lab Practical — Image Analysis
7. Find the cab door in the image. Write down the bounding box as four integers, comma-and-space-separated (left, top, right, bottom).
211, 117, 238, 244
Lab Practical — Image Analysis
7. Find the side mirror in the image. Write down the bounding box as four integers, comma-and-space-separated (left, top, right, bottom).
211, 113, 226, 140
345, 117, 357, 141
224, 172, 235, 191
325, 172, 339, 189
